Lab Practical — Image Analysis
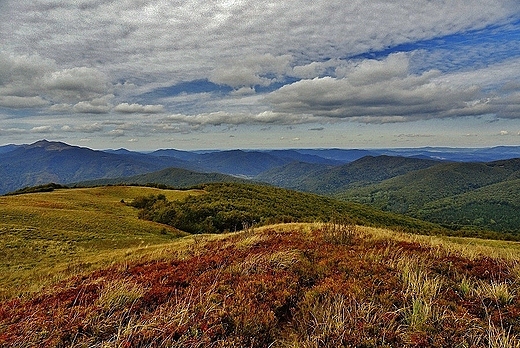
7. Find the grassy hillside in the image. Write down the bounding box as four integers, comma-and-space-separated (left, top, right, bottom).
2, 223, 520, 347
416, 179, 520, 233
337, 160, 520, 234
0, 186, 199, 298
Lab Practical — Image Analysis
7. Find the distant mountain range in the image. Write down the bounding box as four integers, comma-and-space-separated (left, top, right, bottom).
2, 140, 520, 195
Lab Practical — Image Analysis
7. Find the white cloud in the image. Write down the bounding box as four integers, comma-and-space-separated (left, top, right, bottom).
164, 110, 314, 127
0, 53, 112, 112
114, 102, 165, 114
107, 129, 125, 137
0, 127, 25, 135
75, 123, 104, 133
72, 95, 113, 114
265, 54, 489, 123
30, 125, 53, 133
0, 96, 49, 108
43, 67, 110, 102
210, 54, 292, 88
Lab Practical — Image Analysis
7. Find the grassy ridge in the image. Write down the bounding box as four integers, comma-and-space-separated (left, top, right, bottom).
0, 186, 198, 298
2, 184, 520, 346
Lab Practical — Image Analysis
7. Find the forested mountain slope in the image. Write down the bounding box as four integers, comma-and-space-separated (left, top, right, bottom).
255, 155, 440, 193
337, 159, 520, 234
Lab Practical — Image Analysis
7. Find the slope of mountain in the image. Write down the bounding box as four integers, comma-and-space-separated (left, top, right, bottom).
337, 158, 520, 233
77, 167, 248, 188
195, 150, 291, 177
256, 155, 440, 194
416, 178, 520, 233
2, 193, 520, 346
0, 140, 188, 194
0, 185, 193, 298
0, 144, 21, 154
131, 182, 445, 236
263, 149, 343, 165
150, 148, 202, 161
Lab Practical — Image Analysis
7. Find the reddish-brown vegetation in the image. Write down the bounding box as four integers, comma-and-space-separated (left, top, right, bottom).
1, 225, 520, 347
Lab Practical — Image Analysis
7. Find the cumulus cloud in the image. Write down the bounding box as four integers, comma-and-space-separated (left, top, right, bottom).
209, 54, 292, 88
0, 52, 112, 113
42, 67, 110, 102
30, 125, 53, 133
61, 123, 105, 134
72, 95, 113, 114
265, 54, 488, 123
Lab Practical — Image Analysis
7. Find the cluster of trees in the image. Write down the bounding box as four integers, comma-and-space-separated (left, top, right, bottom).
129, 184, 316, 234
129, 183, 443, 234
5, 183, 69, 196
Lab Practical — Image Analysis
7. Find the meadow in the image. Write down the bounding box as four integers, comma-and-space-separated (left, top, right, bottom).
1, 186, 520, 346
0, 186, 200, 298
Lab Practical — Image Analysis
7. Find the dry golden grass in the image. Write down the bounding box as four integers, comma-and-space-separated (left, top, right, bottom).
4, 187, 520, 346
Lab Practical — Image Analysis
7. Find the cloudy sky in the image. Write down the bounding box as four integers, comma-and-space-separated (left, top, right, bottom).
1, 0, 519, 150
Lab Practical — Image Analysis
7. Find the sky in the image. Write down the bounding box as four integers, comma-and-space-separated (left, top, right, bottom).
1, 0, 520, 150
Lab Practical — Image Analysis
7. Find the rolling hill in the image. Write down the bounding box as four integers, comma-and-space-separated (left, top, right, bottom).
0, 185, 194, 298
128, 182, 444, 235
416, 178, 520, 233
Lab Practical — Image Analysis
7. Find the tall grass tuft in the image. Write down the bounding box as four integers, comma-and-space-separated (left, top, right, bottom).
487, 322, 520, 348
397, 257, 443, 331
322, 218, 358, 245
477, 280, 515, 305
96, 279, 147, 312
287, 292, 396, 347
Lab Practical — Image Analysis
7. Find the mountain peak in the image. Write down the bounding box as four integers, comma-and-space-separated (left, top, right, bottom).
26, 140, 73, 151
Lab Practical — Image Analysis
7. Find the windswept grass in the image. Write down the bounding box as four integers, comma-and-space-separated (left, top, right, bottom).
3, 222, 520, 346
